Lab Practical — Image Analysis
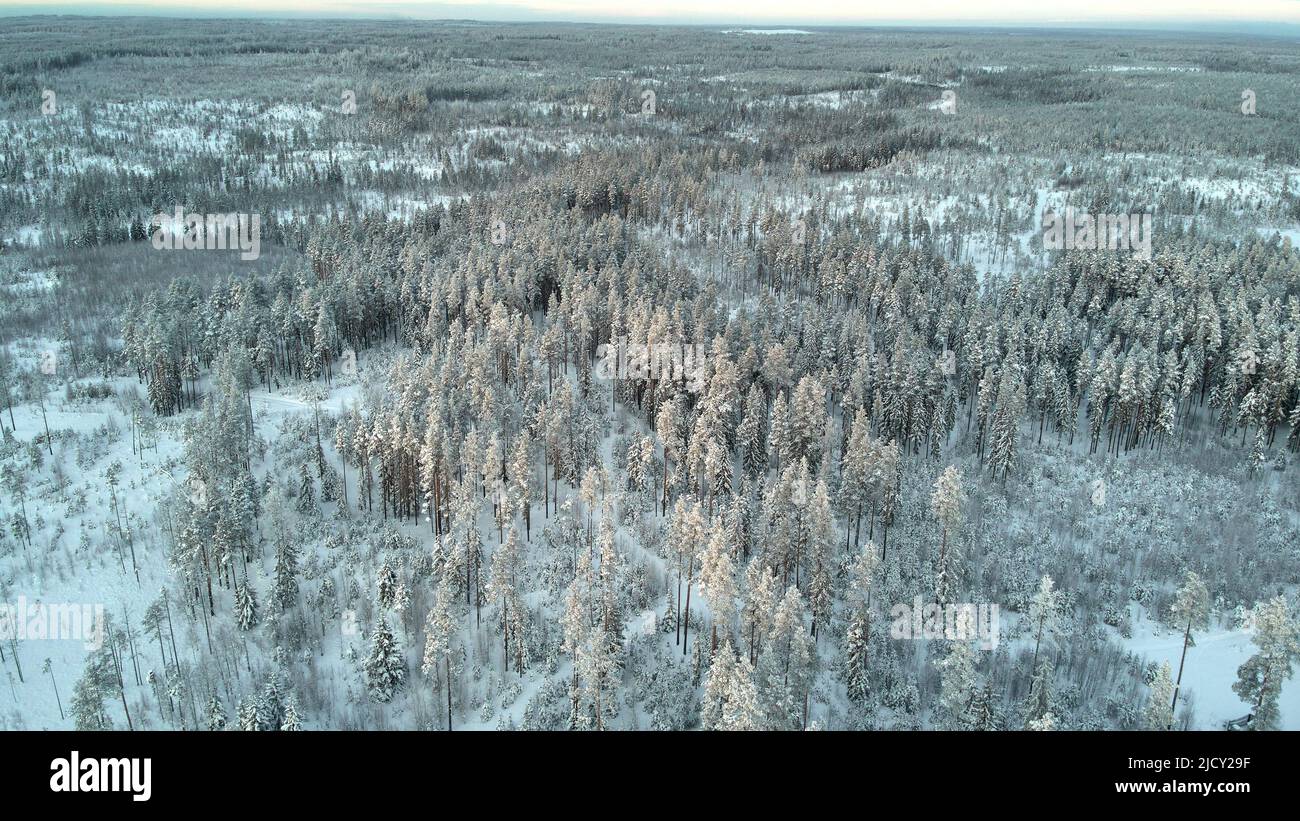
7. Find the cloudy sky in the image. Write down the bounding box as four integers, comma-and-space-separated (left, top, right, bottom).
3, 0, 1298, 26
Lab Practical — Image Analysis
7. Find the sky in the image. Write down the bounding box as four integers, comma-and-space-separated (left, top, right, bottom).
1, 0, 1299, 28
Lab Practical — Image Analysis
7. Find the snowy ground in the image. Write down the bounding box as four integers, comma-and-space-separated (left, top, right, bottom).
1123, 606, 1297, 730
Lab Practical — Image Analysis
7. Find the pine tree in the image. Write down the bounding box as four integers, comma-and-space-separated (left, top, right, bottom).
719, 652, 764, 730
839, 408, 871, 547
768, 391, 791, 470
806, 479, 835, 638
1169, 570, 1209, 723
699, 522, 737, 654
672, 500, 707, 656
575, 621, 619, 730
741, 559, 778, 665
1028, 574, 1062, 672
1024, 656, 1055, 727
930, 465, 965, 604
486, 526, 525, 672
936, 637, 979, 729
700, 640, 736, 730
509, 430, 533, 540
1232, 596, 1300, 730
422, 571, 456, 730
756, 586, 815, 729
654, 392, 684, 515
789, 375, 827, 468
877, 441, 901, 556
595, 513, 621, 649
561, 569, 589, 728
738, 384, 769, 478
69, 653, 112, 730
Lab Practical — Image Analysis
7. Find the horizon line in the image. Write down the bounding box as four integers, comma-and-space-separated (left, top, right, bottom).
2, 6, 1299, 35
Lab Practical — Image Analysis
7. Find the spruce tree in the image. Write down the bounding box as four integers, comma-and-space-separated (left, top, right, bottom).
207, 693, 227, 731
365, 616, 407, 703
235, 574, 260, 631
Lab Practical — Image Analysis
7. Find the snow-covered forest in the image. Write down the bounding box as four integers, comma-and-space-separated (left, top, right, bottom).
1, 17, 1299, 731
